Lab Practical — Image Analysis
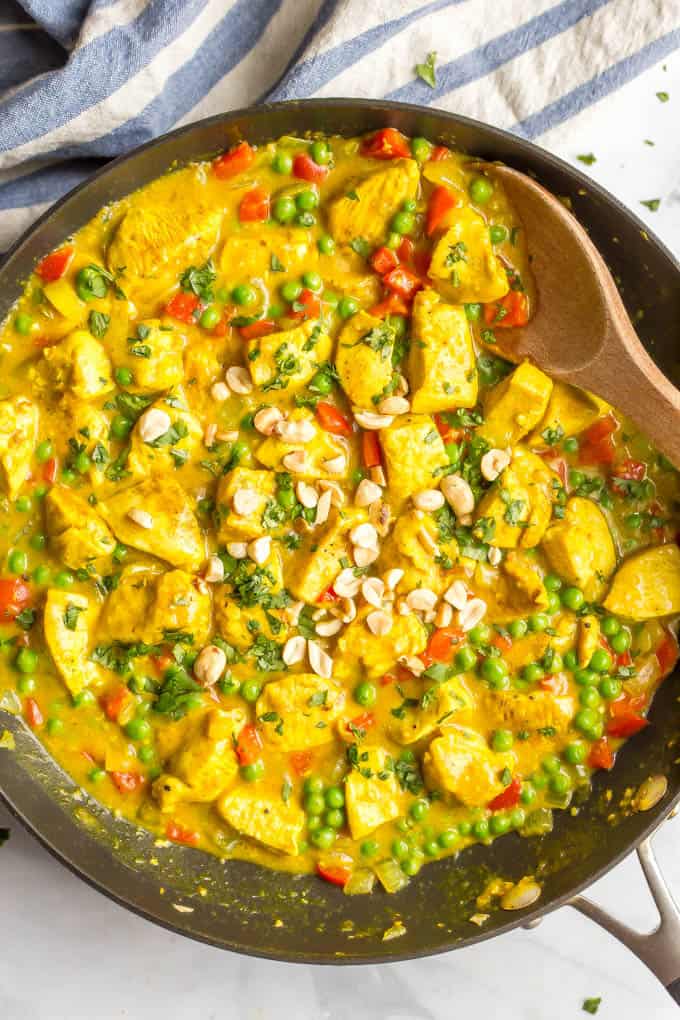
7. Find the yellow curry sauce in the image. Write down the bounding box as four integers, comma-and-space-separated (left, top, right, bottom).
0, 128, 678, 893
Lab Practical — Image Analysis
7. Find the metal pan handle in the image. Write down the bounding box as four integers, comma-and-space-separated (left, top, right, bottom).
569, 837, 680, 1006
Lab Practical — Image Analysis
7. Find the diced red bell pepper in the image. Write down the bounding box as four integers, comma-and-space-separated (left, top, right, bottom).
656, 632, 679, 675
607, 694, 649, 738
36, 245, 74, 282
292, 153, 328, 183
316, 401, 352, 436
426, 185, 458, 236
165, 291, 200, 323
150, 650, 174, 675
110, 771, 144, 794
25, 697, 43, 729
615, 650, 633, 669
539, 673, 569, 696
290, 288, 321, 321
488, 776, 521, 810
538, 451, 568, 488
483, 290, 529, 328
492, 632, 513, 653
581, 414, 618, 446
42, 457, 58, 484
0, 578, 32, 621
588, 737, 615, 770
370, 246, 399, 276
397, 237, 414, 263
213, 141, 255, 180
213, 318, 228, 337
413, 248, 432, 276
615, 458, 646, 481
100, 685, 132, 722
349, 711, 376, 732
380, 673, 396, 686
368, 292, 410, 318
239, 185, 270, 223
317, 585, 338, 604
290, 749, 314, 775
166, 821, 200, 846
316, 862, 352, 887
235, 723, 263, 766
382, 266, 423, 301
360, 128, 411, 160
361, 430, 382, 469
422, 626, 465, 666
430, 145, 450, 162
238, 319, 277, 340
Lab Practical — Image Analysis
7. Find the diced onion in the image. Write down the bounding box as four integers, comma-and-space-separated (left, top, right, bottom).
375, 858, 410, 894
343, 868, 376, 895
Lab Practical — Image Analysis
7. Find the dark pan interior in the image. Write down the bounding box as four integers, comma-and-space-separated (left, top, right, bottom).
1, 100, 679, 963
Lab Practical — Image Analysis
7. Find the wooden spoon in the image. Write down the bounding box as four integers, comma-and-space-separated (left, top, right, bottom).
480, 163, 680, 466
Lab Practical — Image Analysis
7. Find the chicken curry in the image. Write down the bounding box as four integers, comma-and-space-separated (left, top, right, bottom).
0, 128, 678, 894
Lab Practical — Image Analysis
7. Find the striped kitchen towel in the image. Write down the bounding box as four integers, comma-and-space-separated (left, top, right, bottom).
1, 0, 678, 253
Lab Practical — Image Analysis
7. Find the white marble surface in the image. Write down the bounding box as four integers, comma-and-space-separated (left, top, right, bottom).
1, 53, 680, 1020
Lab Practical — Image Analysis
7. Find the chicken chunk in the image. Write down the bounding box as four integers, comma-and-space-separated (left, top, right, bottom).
604, 544, 680, 620
478, 363, 553, 448
152, 708, 245, 811
213, 545, 288, 650
530, 381, 610, 445
479, 689, 574, 734
99, 568, 211, 645
43, 329, 114, 401
409, 288, 477, 412
115, 320, 185, 393
0, 397, 38, 499
245, 319, 332, 394
335, 311, 395, 409
254, 408, 349, 482
98, 476, 204, 571
127, 393, 202, 479
256, 674, 346, 751
334, 609, 428, 683
328, 161, 420, 247
428, 207, 509, 304
475, 447, 557, 548
217, 788, 305, 855
380, 414, 449, 506
286, 510, 362, 603
388, 677, 474, 745
541, 497, 616, 599
45, 486, 116, 570
378, 509, 458, 595
216, 466, 278, 543
423, 727, 515, 807
344, 747, 404, 839
220, 225, 316, 280
475, 550, 549, 623
43, 590, 98, 696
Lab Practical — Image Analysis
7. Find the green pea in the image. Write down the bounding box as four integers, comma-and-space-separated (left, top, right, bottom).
401, 853, 424, 876
354, 680, 377, 707
544, 574, 563, 592
318, 234, 335, 255
601, 616, 621, 638
562, 437, 579, 454
395, 817, 411, 833
137, 746, 155, 765
309, 370, 333, 395
271, 151, 293, 174
28, 534, 45, 553
542, 754, 561, 775
610, 630, 631, 654
302, 270, 323, 292
322, 289, 340, 308
231, 283, 257, 306
110, 415, 132, 441
32, 564, 50, 585
391, 838, 410, 860
625, 512, 642, 530
561, 586, 585, 611
410, 799, 429, 822
458, 820, 472, 837
546, 591, 561, 614
8, 549, 27, 574
305, 793, 325, 816
385, 231, 402, 250
88, 767, 106, 783
491, 729, 514, 752
521, 662, 544, 684
35, 439, 54, 463
569, 469, 585, 488
481, 657, 509, 686
464, 302, 482, 322
411, 137, 433, 162
125, 718, 151, 741
16, 497, 32, 514
310, 139, 332, 165
599, 676, 622, 700
528, 613, 550, 632
312, 827, 336, 850
563, 649, 578, 671
532, 772, 548, 790
296, 211, 316, 227
303, 775, 324, 796
468, 624, 491, 647
509, 619, 528, 639
390, 210, 415, 235
115, 366, 133, 387
574, 667, 596, 686
54, 569, 74, 589
550, 772, 571, 796
489, 813, 511, 836
273, 195, 297, 223
338, 296, 359, 319
73, 689, 95, 707
296, 189, 319, 212
200, 306, 221, 330
438, 829, 457, 848
34, 484, 48, 501
74, 451, 91, 474
241, 760, 265, 782
17, 675, 35, 694
469, 175, 493, 204
564, 741, 587, 765
574, 708, 601, 737
472, 818, 489, 840
510, 807, 526, 828
325, 808, 345, 829
14, 313, 35, 335
240, 678, 262, 703
281, 280, 302, 303
360, 839, 379, 858
589, 648, 612, 673
16, 648, 38, 674
267, 303, 284, 319
580, 686, 601, 709
489, 224, 508, 244
423, 839, 440, 857
455, 646, 478, 671
520, 784, 537, 805
325, 786, 344, 809
46, 717, 64, 736
306, 814, 323, 834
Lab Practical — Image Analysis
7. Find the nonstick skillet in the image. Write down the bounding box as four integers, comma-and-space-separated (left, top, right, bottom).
1, 99, 680, 1000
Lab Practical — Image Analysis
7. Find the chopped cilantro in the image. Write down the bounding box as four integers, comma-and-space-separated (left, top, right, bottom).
415, 50, 437, 88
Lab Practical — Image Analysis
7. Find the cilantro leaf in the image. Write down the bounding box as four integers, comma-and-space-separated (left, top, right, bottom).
415, 51, 437, 88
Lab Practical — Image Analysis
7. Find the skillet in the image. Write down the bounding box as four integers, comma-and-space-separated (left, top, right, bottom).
1, 98, 680, 997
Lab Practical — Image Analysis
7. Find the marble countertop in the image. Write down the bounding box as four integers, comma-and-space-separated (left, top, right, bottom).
1, 52, 679, 1020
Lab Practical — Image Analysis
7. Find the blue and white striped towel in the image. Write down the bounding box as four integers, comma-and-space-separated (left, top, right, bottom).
1, 0, 679, 254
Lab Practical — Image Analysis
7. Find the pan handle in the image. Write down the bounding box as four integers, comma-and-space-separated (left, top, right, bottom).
569, 837, 680, 1006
